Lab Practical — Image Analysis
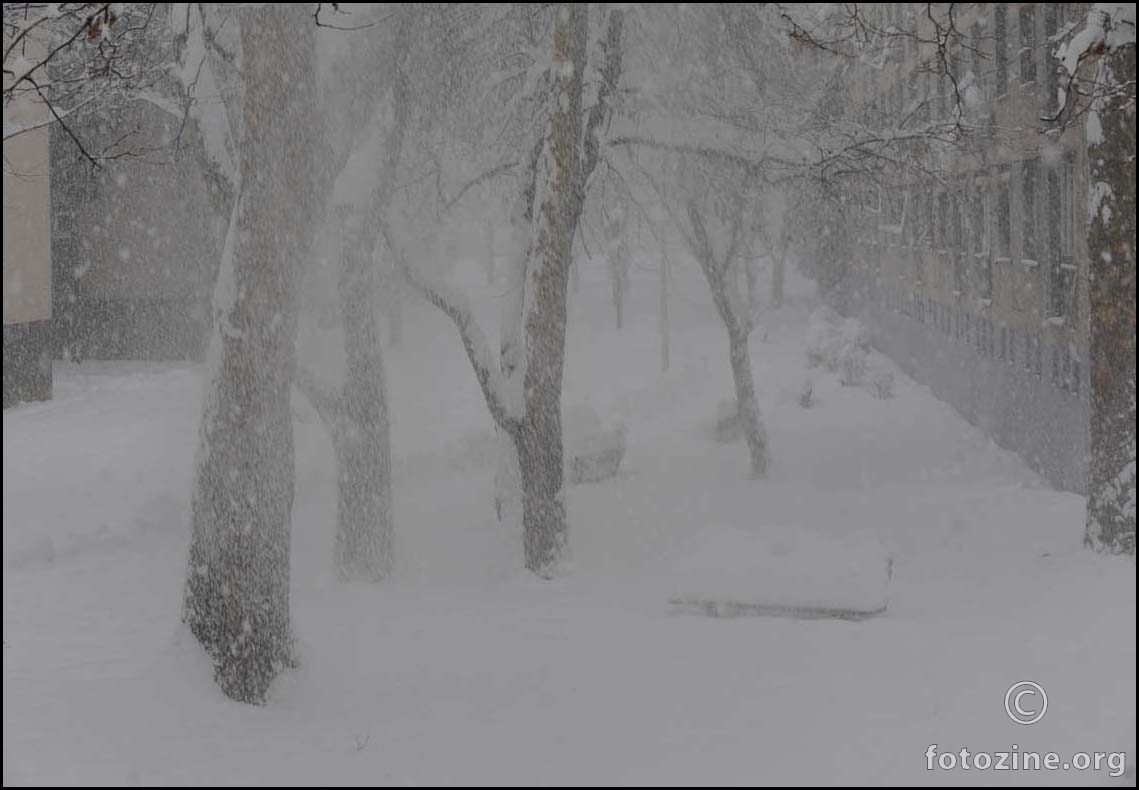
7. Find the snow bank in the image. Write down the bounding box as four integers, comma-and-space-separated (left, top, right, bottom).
564, 402, 627, 484
668, 525, 891, 617
805, 307, 894, 399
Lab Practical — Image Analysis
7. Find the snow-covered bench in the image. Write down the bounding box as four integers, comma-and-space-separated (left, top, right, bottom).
668, 525, 892, 620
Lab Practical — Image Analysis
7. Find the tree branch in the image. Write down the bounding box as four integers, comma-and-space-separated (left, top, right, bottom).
377, 218, 522, 437
580, 8, 624, 188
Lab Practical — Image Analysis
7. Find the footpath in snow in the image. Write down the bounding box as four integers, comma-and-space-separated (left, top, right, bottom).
3, 266, 1134, 785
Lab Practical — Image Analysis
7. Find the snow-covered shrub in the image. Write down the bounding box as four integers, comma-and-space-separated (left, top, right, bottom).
806, 307, 843, 370
839, 317, 871, 355
714, 398, 742, 442
805, 308, 886, 396
565, 403, 627, 484
839, 347, 867, 387
798, 377, 815, 408
867, 358, 895, 399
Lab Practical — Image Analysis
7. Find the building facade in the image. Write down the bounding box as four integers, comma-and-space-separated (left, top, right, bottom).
50, 101, 223, 362
3, 42, 53, 408
839, 3, 1090, 491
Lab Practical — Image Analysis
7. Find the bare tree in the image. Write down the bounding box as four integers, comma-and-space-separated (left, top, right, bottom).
2, 3, 178, 167
652, 158, 769, 477
386, 4, 624, 575
293, 6, 418, 582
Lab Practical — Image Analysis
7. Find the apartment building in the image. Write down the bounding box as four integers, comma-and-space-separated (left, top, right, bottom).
840, 3, 1090, 491
3, 41, 53, 408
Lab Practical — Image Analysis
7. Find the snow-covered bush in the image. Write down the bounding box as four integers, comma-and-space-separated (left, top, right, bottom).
798, 377, 815, 408
867, 358, 896, 400
565, 403, 627, 484
805, 309, 892, 397
806, 308, 871, 377
839, 348, 867, 387
806, 307, 843, 370
839, 317, 871, 355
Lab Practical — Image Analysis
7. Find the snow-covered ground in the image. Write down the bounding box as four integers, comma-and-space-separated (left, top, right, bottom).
3, 261, 1135, 785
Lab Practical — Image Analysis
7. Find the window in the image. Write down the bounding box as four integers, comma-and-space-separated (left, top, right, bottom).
970, 190, 992, 299
1047, 157, 1075, 319
1021, 159, 1038, 261
948, 49, 961, 117
936, 193, 949, 251
886, 193, 904, 244
1043, 4, 1059, 115
1019, 5, 1037, 84
950, 192, 966, 292
970, 21, 987, 103
995, 168, 1011, 258
910, 193, 923, 247
951, 192, 964, 252
969, 190, 986, 256
925, 190, 935, 248
995, 4, 1009, 95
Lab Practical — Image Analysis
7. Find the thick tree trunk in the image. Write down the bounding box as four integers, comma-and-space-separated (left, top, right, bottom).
333, 215, 393, 579
517, 2, 588, 575
183, 5, 315, 704
1086, 43, 1136, 555
728, 327, 768, 477
496, 181, 530, 538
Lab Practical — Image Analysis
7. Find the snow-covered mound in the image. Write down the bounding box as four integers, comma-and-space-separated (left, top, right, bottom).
668, 525, 891, 618
805, 307, 895, 398
564, 402, 627, 484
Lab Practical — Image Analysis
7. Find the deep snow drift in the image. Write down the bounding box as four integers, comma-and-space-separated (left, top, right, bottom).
3, 262, 1135, 785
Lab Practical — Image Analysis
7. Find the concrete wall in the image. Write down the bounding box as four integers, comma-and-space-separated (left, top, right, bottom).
3, 52, 53, 407
51, 101, 223, 361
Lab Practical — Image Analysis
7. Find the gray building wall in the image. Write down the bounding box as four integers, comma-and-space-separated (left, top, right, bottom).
3, 51, 53, 408
51, 101, 223, 361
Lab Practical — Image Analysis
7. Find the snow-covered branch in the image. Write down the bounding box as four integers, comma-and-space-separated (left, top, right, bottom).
377, 218, 521, 437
